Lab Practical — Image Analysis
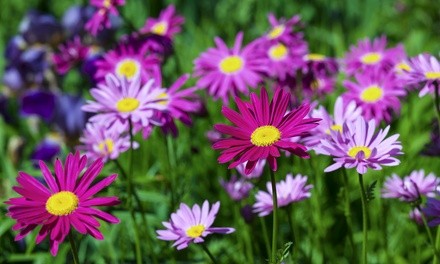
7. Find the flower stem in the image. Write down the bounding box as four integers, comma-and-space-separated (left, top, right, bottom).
270, 169, 279, 263
358, 173, 368, 264
342, 168, 356, 261
68, 231, 80, 264
201, 243, 218, 264
165, 135, 177, 210
433, 81, 440, 128
434, 227, 440, 264
416, 205, 440, 261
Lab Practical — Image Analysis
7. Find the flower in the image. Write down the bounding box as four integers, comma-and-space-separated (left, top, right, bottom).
342, 69, 406, 123
20, 90, 56, 122
303, 97, 361, 148
213, 88, 320, 174
31, 136, 62, 166
344, 36, 404, 76
85, 0, 125, 36
409, 207, 423, 225
423, 198, 440, 226
236, 159, 266, 179
53, 94, 89, 142
193, 32, 266, 102
156, 201, 235, 250
82, 74, 167, 131
303, 53, 339, 75
141, 4, 184, 39
253, 174, 312, 216
53, 37, 90, 75
403, 54, 440, 97
78, 122, 136, 162
264, 13, 302, 43
315, 117, 402, 174
5, 152, 120, 256
220, 175, 253, 201
381, 170, 439, 202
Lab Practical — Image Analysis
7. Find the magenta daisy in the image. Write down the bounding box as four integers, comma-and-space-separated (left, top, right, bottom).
403, 54, 440, 96
82, 74, 167, 131
315, 117, 403, 174
342, 69, 406, 123
381, 170, 439, 202
78, 122, 138, 162
193, 32, 266, 102
264, 13, 302, 43
140, 4, 184, 39
303, 53, 339, 75
156, 201, 235, 250
5, 152, 120, 256
253, 173, 312, 216
344, 36, 405, 76
85, 0, 125, 36
213, 88, 320, 174
52, 36, 90, 75
94, 43, 160, 84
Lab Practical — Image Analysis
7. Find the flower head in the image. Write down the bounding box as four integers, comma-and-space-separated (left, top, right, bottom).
264, 13, 302, 43
141, 4, 184, 39
85, 0, 125, 36
156, 201, 235, 250
236, 159, 266, 179
5, 152, 120, 256
382, 170, 439, 202
220, 175, 253, 201
423, 198, 440, 226
213, 88, 320, 174
403, 54, 440, 97
194, 32, 266, 102
253, 174, 312, 216
316, 117, 402, 174
52, 37, 90, 75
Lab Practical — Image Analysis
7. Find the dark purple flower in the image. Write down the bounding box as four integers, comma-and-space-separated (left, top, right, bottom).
20, 90, 56, 122
422, 121, 440, 156
53, 94, 89, 141
19, 10, 63, 45
31, 137, 61, 166
423, 198, 440, 226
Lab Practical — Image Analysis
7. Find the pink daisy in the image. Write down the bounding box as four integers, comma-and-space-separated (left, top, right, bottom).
5, 152, 120, 256
213, 88, 320, 174
403, 54, 440, 96
193, 32, 266, 102
85, 0, 125, 36
140, 4, 184, 39
264, 13, 302, 43
52, 36, 90, 75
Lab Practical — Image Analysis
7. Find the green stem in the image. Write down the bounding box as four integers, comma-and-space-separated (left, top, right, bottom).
235, 204, 254, 264
201, 243, 218, 264
417, 205, 440, 261
260, 217, 271, 259
342, 168, 356, 261
68, 232, 80, 264
270, 170, 279, 263
434, 226, 440, 264
433, 81, 440, 128
358, 173, 368, 264
165, 135, 177, 210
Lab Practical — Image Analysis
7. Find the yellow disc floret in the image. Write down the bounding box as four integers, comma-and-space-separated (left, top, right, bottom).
156, 92, 169, 106
219, 56, 244, 74
305, 53, 326, 61
186, 224, 205, 238
267, 25, 285, 39
98, 139, 114, 154
268, 43, 288, 61
46, 191, 79, 216
360, 85, 383, 103
151, 21, 168, 36
361, 52, 382, 65
250, 125, 281, 147
116, 59, 140, 80
425, 72, 440, 80
348, 146, 372, 159
116, 97, 140, 113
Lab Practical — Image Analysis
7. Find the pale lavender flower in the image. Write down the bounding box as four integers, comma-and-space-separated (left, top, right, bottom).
220, 175, 253, 201
253, 174, 312, 216
156, 201, 235, 250
409, 207, 423, 225
403, 54, 440, 97
236, 160, 266, 179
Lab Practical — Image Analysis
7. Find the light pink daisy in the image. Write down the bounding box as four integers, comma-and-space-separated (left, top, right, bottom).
403, 54, 440, 96
140, 4, 184, 39
5, 152, 120, 256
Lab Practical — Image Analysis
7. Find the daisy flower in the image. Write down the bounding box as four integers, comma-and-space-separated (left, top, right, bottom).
342, 69, 406, 123
156, 201, 235, 250
301, 72, 337, 99
315, 117, 403, 174
236, 159, 266, 179
344, 36, 405, 76
213, 88, 320, 174
193, 32, 266, 102
82, 74, 167, 131
403, 54, 440, 96
94, 43, 159, 84
52, 36, 90, 75
5, 152, 120, 256
303, 96, 361, 148
303, 53, 339, 75
85, 0, 125, 36
78, 122, 138, 162
220, 175, 253, 201
382, 170, 439, 202
264, 13, 302, 43
253, 174, 312, 216
140, 4, 184, 39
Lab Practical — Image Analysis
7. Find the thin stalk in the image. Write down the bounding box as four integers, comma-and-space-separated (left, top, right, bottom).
433, 81, 440, 128
68, 231, 80, 264
270, 170, 279, 263
201, 243, 218, 264
260, 217, 271, 259
165, 135, 177, 210
358, 173, 368, 264
434, 227, 440, 264
416, 205, 440, 261
342, 168, 356, 261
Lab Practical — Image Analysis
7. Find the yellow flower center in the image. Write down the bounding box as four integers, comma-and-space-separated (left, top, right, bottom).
311, 79, 321, 90
268, 25, 285, 39
361, 52, 382, 65
46, 191, 79, 216
116, 97, 140, 113
425, 72, 440, 80
156, 92, 169, 106
116, 59, 140, 80
103, 0, 111, 8
306, 53, 326, 61
219, 56, 244, 74
360, 85, 383, 103
395, 62, 411, 73
268, 43, 288, 61
250, 125, 281, 147
98, 139, 114, 154
325, 124, 343, 134
348, 146, 372, 159
186, 224, 205, 238
151, 21, 168, 36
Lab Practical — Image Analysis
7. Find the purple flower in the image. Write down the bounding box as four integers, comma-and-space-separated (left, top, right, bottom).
409, 207, 423, 225
382, 170, 439, 202
403, 54, 440, 97
31, 136, 62, 166
20, 90, 56, 122
156, 201, 235, 250
253, 174, 312, 216
220, 175, 253, 201
85, 0, 125, 36
303, 53, 339, 76
19, 10, 63, 45
141, 4, 184, 39
53, 94, 89, 141
52, 37, 90, 75
422, 121, 440, 156
264, 13, 302, 43
423, 198, 440, 226
236, 160, 266, 179
316, 117, 402, 174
